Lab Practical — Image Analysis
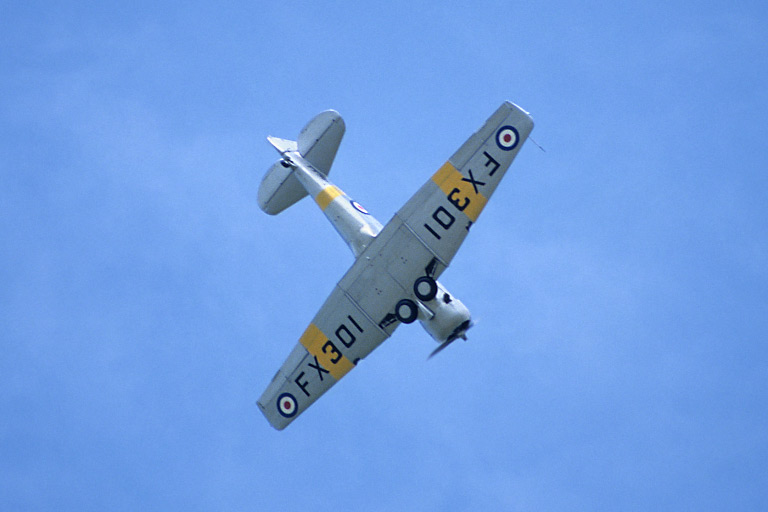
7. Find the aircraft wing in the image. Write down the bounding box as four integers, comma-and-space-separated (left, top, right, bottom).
395, 101, 534, 268
257, 283, 393, 430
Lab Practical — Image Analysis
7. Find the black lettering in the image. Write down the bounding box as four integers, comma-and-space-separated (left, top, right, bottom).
483, 151, 500, 176
294, 371, 310, 397
347, 315, 364, 333
461, 170, 486, 194
336, 324, 356, 348
433, 206, 455, 230
308, 356, 329, 381
322, 340, 342, 364
424, 223, 442, 240
448, 188, 470, 211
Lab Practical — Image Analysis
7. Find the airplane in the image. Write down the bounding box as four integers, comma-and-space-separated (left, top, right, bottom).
257, 101, 534, 430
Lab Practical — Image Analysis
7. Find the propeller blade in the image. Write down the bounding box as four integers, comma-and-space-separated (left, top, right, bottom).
428, 319, 473, 359
428, 338, 457, 359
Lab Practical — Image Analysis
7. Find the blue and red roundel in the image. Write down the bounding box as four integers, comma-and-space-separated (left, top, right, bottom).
277, 393, 298, 418
495, 125, 519, 151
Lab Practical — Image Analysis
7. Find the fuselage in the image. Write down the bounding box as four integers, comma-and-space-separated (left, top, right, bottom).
280, 150, 472, 345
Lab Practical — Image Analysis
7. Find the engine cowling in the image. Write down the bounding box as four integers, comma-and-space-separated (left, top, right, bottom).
418, 283, 472, 343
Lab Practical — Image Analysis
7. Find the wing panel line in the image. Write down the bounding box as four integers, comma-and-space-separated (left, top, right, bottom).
396, 213, 449, 269
340, 288, 391, 338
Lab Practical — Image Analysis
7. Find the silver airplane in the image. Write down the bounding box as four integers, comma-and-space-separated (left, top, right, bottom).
257, 102, 533, 429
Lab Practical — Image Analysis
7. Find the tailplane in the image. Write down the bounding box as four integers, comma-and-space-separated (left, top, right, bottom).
258, 111, 345, 215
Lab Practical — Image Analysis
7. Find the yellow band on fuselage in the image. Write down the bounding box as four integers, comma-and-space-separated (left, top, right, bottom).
430, 162, 488, 223
315, 185, 342, 211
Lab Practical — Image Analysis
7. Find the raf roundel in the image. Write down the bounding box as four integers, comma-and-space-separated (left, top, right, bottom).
350, 200, 370, 215
496, 125, 520, 151
277, 393, 298, 418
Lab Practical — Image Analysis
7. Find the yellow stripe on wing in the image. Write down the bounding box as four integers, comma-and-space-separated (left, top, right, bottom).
299, 323, 354, 380
315, 185, 342, 211
430, 162, 488, 223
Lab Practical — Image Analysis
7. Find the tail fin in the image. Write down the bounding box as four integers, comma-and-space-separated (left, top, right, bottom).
258, 110, 345, 215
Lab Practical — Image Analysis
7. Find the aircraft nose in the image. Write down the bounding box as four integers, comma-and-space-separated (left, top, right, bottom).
450, 318, 472, 342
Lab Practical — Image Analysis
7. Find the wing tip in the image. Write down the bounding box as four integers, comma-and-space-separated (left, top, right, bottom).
502, 100, 530, 115
257, 400, 290, 431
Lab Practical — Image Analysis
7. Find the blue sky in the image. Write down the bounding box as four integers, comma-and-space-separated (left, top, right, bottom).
2, 1, 767, 510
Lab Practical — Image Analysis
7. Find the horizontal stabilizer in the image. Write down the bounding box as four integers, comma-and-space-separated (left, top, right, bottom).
266, 136, 297, 154
257, 160, 306, 215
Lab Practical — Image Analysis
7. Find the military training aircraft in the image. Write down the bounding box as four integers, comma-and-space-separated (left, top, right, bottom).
257, 101, 534, 429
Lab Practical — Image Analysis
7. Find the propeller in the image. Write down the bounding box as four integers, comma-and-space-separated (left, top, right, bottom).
428, 337, 460, 359
428, 320, 473, 359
